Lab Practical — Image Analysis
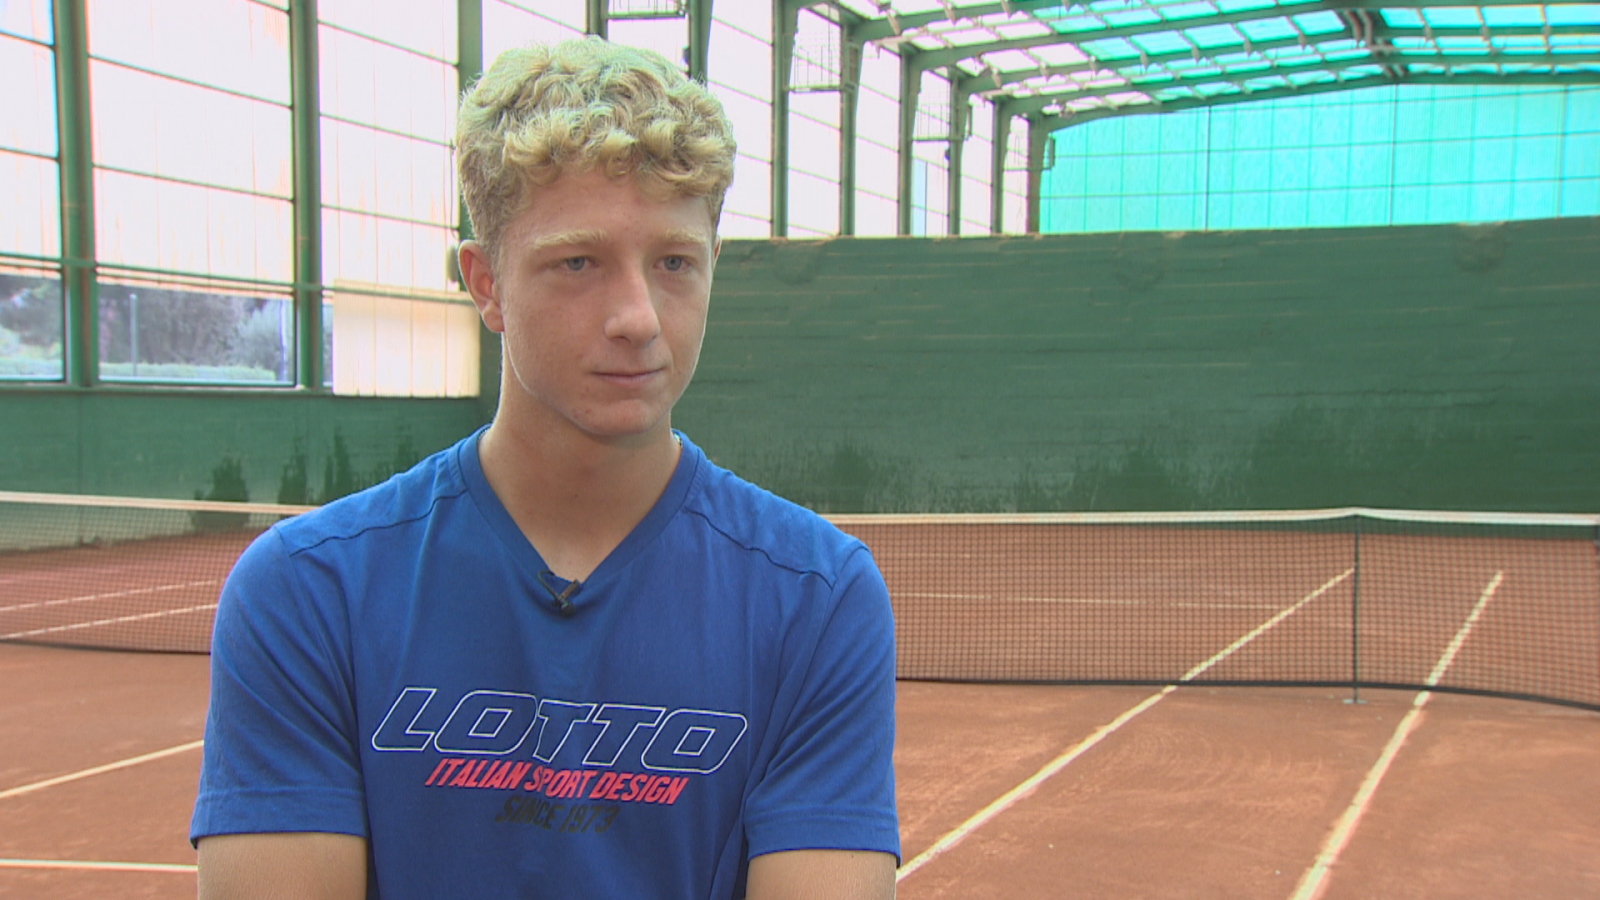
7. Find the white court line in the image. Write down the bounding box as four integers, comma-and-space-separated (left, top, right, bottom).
897, 568, 1354, 884
0, 739, 205, 801
897, 591, 1292, 610
1, 603, 217, 642
1288, 571, 1504, 900
0, 579, 220, 615
0, 857, 196, 874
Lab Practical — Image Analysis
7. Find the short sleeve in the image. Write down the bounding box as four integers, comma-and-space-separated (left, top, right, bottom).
741, 545, 900, 862
190, 528, 368, 843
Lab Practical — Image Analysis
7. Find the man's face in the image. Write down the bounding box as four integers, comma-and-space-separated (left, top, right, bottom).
467, 169, 720, 446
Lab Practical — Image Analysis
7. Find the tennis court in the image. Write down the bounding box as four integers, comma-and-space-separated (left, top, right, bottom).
3, 499, 1597, 897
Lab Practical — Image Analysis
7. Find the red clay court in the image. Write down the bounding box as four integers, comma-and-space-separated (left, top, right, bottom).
2, 506, 1598, 897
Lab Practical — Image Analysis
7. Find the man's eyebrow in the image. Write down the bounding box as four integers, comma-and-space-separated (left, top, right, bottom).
662, 228, 714, 247
529, 229, 608, 252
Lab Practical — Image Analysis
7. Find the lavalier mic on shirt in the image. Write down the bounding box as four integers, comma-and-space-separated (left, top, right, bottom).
538, 571, 581, 618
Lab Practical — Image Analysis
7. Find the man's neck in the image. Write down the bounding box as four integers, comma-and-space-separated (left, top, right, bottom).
476, 415, 682, 582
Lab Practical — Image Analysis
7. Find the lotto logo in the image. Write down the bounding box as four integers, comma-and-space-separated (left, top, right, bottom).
370, 687, 748, 775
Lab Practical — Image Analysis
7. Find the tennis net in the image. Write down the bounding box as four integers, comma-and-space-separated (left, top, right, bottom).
3, 491, 1597, 710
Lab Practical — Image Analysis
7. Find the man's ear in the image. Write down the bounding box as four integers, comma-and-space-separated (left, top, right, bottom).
458, 240, 505, 334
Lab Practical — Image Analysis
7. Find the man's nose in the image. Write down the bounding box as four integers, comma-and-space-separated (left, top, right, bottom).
604, 264, 662, 345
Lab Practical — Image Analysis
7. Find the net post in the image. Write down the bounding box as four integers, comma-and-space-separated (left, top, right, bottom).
1346, 512, 1364, 705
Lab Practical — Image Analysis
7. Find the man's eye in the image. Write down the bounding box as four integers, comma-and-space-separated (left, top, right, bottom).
662, 256, 689, 272
561, 257, 589, 272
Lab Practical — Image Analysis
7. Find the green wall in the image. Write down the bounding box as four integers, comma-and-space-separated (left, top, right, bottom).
2, 216, 1595, 514
0, 390, 486, 504
678, 216, 1600, 513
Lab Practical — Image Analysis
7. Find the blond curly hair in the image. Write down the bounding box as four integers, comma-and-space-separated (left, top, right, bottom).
456, 38, 737, 264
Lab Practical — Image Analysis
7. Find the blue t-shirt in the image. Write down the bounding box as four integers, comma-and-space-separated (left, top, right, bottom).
192, 430, 899, 899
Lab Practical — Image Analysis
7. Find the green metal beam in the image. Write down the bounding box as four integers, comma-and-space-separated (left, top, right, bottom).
849, 0, 1065, 43
1025, 116, 1047, 234
1036, 68, 1600, 134
688, 0, 713, 83
990, 101, 1011, 234
458, 0, 498, 415
898, 46, 921, 235
901, 1, 1599, 71
588, 0, 608, 38
1003, 51, 1600, 117
773, 0, 805, 237
839, 36, 864, 235
54, 0, 96, 387
289, 0, 325, 390
948, 67, 965, 236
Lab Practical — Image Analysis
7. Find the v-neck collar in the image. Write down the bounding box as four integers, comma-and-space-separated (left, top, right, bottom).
455, 427, 702, 614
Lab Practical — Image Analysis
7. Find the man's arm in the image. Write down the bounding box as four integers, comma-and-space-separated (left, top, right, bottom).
197, 833, 367, 900
746, 849, 897, 900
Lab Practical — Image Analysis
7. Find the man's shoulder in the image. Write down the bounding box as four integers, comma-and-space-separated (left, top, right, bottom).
272, 437, 474, 556
681, 455, 868, 585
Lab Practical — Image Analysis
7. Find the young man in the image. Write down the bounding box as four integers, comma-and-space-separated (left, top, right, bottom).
191, 39, 899, 899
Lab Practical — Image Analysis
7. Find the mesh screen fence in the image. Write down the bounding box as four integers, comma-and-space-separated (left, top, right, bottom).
3, 491, 1596, 710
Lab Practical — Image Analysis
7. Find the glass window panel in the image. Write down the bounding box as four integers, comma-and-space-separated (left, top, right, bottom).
92, 61, 292, 197
0, 33, 57, 157
1566, 89, 1600, 133
710, 84, 772, 162
789, 105, 840, 184
1121, 153, 1158, 193
1347, 143, 1391, 188
961, 173, 991, 233
714, 0, 768, 38
1471, 136, 1514, 179
608, 17, 688, 71
1510, 180, 1557, 219
856, 140, 897, 201
87, 0, 291, 104
0, 0, 52, 42
1390, 184, 1429, 224
1469, 181, 1513, 221
0, 265, 63, 380
1, 150, 61, 258
722, 154, 769, 227
857, 86, 899, 148
718, 210, 768, 238
789, 168, 839, 235
1559, 178, 1599, 216
321, 27, 457, 142
1305, 187, 1346, 225
709, 21, 771, 103
98, 280, 293, 383
95, 170, 292, 281
1514, 135, 1560, 181
853, 191, 896, 238
319, 0, 454, 61
1562, 133, 1600, 179
1471, 93, 1519, 139
484, 1, 583, 64
1390, 142, 1429, 186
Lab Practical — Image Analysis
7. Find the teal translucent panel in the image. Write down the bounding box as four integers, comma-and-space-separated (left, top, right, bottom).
1042, 84, 1600, 234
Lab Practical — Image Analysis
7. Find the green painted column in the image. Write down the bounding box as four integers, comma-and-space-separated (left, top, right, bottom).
991, 101, 1011, 234
687, 0, 713, 83
1025, 115, 1047, 234
838, 35, 863, 236
53, 0, 96, 387
587, 0, 607, 38
771, 0, 801, 237
947, 68, 966, 237
289, 0, 325, 389
458, 0, 497, 421
896, 49, 922, 236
